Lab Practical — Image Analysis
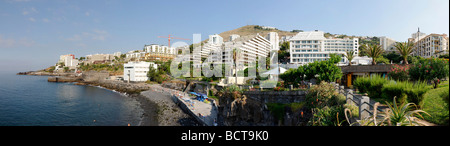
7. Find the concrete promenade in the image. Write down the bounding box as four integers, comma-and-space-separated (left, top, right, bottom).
149, 84, 218, 126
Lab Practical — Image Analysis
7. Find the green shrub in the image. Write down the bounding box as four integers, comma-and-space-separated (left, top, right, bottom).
381, 81, 407, 103
344, 103, 359, 118
405, 81, 431, 105
353, 75, 388, 99
421, 86, 449, 125
280, 54, 342, 84
308, 105, 346, 126
388, 64, 410, 81
289, 102, 305, 112
267, 103, 286, 121
366, 75, 389, 99
332, 94, 346, 105
306, 81, 338, 108
409, 57, 449, 81
381, 81, 431, 105
353, 76, 370, 93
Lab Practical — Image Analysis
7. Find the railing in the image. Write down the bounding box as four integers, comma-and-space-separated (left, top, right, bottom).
330, 83, 384, 121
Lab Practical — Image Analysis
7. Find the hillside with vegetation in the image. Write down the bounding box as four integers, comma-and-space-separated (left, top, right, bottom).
215, 25, 298, 42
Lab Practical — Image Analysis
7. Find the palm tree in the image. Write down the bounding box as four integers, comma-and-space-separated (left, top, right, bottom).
394, 41, 415, 64
345, 50, 355, 66
363, 44, 384, 65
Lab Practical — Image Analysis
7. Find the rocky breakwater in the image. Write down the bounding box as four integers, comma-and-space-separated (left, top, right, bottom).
48, 76, 83, 82
18, 71, 74, 76
76, 80, 151, 95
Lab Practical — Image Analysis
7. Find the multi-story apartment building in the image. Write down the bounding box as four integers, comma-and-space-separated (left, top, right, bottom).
266, 32, 280, 51
143, 44, 175, 62
380, 36, 397, 53
125, 51, 146, 61
201, 34, 223, 58
85, 53, 117, 64
58, 54, 75, 64
289, 30, 359, 65
123, 61, 157, 82
58, 54, 79, 70
409, 31, 449, 58
204, 33, 273, 69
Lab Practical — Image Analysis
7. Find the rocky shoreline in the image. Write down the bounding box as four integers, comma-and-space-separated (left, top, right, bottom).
77, 80, 201, 126
17, 71, 74, 76
75, 80, 198, 126
18, 71, 197, 126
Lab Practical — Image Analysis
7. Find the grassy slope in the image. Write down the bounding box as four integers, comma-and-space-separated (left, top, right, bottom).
420, 80, 449, 126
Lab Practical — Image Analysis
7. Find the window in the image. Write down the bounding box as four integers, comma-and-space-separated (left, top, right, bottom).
307, 41, 311, 43
302, 41, 306, 43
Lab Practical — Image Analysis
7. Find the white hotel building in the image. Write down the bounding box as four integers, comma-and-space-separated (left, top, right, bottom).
203, 33, 273, 69
289, 30, 359, 65
123, 61, 158, 82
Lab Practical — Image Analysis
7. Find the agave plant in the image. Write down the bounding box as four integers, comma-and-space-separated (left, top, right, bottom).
345, 96, 430, 126
381, 96, 430, 126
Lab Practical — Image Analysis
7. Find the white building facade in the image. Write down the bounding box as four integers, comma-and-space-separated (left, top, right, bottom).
64, 56, 79, 70
409, 32, 449, 58
123, 61, 157, 82
289, 30, 359, 65
204, 33, 273, 69
380, 36, 397, 53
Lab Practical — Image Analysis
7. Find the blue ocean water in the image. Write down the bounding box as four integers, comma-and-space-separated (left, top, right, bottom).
0, 73, 143, 126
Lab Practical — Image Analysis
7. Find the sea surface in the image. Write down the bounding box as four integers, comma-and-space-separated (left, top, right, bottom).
0, 73, 143, 126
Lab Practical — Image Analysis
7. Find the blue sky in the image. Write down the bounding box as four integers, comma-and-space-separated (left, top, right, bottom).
0, 0, 448, 72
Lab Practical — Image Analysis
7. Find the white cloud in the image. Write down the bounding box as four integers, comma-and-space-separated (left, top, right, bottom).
42, 18, 49, 23
85, 12, 90, 16
30, 7, 38, 13
66, 34, 81, 41
0, 35, 36, 48
66, 29, 109, 41
11, 0, 31, 2
92, 29, 108, 41
22, 7, 38, 16
28, 17, 36, 22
